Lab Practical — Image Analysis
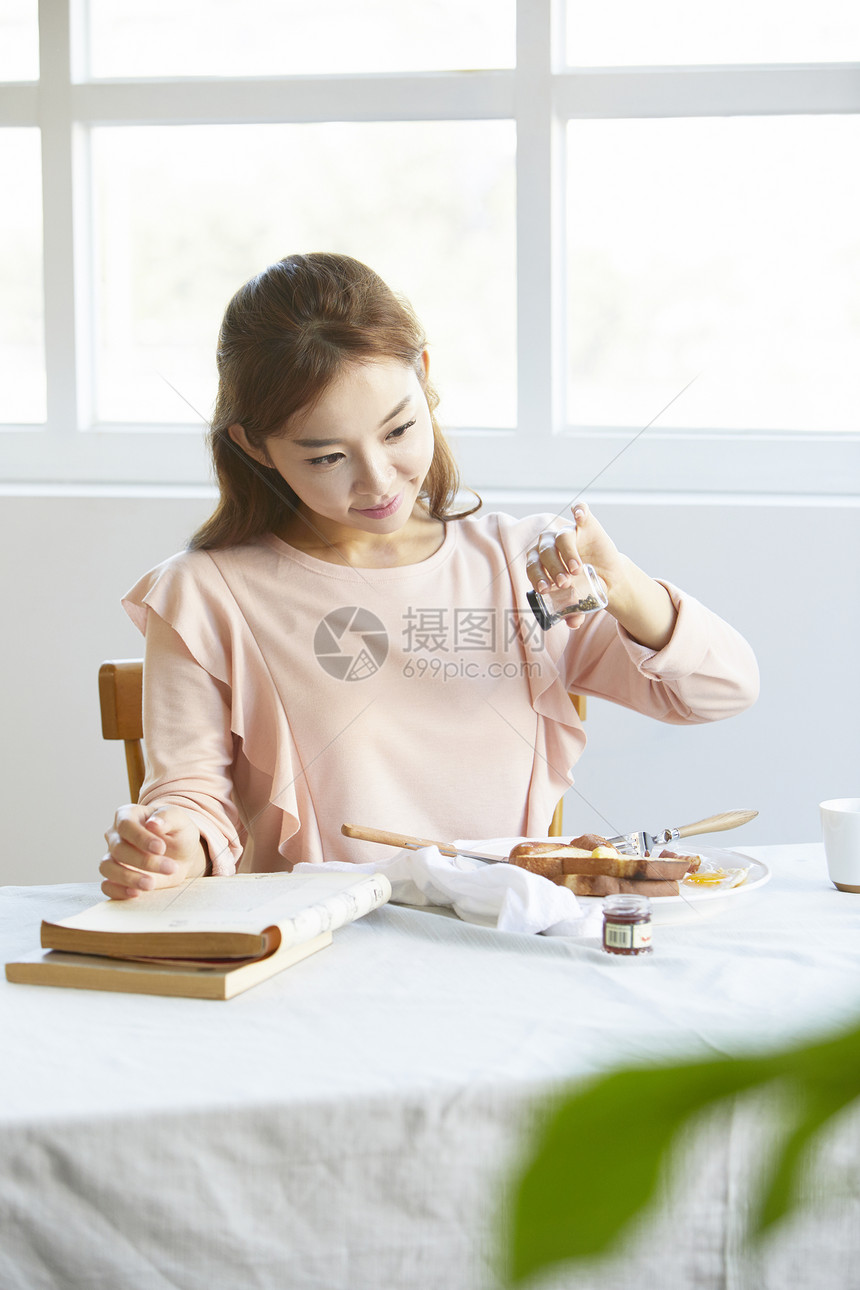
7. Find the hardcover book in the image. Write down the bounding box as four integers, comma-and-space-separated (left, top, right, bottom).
6, 869, 391, 999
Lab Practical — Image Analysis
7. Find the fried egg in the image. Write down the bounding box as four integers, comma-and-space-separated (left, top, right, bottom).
682, 863, 749, 891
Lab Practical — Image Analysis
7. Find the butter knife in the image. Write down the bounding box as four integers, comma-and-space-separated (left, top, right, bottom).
340, 824, 507, 862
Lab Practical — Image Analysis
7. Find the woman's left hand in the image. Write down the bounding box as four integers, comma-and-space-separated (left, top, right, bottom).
526, 505, 625, 605
526, 504, 678, 649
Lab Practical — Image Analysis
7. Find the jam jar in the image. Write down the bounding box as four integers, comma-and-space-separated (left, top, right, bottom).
602, 894, 653, 956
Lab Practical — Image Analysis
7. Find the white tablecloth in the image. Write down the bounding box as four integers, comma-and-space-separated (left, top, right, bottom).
3, 845, 860, 1289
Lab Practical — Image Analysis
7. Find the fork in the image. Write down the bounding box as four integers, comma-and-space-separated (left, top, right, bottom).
607, 810, 758, 858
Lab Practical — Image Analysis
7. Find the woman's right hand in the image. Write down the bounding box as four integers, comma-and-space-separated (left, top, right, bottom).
100, 804, 208, 900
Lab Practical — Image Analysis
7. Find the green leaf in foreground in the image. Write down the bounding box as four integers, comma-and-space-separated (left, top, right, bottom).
507, 1057, 770, 1282
747, 1023, 860, 1238
506, 1019, 860, 1287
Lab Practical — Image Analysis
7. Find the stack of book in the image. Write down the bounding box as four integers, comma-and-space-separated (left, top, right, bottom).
5, 869, 391, 999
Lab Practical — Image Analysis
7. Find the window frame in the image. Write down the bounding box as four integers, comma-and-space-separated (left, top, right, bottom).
0, 0, 858, 493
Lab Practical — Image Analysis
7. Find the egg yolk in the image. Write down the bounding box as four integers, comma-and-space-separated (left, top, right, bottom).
684, 869, 730, 885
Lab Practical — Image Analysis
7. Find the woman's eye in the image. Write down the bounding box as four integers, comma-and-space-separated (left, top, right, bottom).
306, 419, 415, 466
308, 452, 344, 467
387, 418, 416, 441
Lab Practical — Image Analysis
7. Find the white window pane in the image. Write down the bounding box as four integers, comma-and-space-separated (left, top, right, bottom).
566, 117, 860, 433
0, 129, 44, 423
91, 122, 516, 428
0, 0, 38, 81
567, 0, 860, 65
88, 0, 515, 77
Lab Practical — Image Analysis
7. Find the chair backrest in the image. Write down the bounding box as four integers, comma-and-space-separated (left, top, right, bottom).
98, 656, 583, 831
98, 659, 145, 802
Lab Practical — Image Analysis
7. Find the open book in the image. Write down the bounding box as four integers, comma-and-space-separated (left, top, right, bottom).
6, 869, 391, 1000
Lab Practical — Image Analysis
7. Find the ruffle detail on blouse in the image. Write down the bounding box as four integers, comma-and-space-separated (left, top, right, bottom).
494, 516, 588, 825
123, 551, 303, 862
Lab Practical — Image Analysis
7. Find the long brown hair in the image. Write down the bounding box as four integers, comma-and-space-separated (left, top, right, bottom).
190, 253, 480, 550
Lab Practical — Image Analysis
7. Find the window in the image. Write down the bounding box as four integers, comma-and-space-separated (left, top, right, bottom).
0, 128, 44, 423
1, 0, 858, 492
87, 0, 515, 77
565, 0, 860, 65
90, 122, 516, 430
0, 0, 39, 82
566, 116, 860, 434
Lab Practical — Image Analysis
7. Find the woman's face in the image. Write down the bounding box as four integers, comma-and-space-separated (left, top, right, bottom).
233, 357, 436, 541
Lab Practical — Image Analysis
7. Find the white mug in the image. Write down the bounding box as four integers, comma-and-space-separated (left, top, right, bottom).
820, 798, 860, 892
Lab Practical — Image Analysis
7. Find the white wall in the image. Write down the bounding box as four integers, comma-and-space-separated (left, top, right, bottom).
1, 489, 857, 887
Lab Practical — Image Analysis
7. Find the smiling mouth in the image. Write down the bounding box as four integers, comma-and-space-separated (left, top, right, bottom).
353, 493, 404, 519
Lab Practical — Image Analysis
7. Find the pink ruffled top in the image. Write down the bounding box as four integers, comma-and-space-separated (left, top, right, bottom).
122, 512, 759, 873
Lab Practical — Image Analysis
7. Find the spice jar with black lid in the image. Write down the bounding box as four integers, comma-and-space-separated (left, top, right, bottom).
526, 563, 608, 630
602, 894, 653, 956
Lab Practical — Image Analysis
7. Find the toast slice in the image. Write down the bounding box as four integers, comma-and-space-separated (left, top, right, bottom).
562, 874, 680, 897
561, 854, 693, 880
506, 844, 592, 881
507, 842, 693, 882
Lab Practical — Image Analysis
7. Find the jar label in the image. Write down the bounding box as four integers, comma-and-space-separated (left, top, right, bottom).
604, 921, 653, 951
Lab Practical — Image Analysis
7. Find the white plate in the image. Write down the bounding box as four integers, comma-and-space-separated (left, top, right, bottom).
456, 838, 771, 925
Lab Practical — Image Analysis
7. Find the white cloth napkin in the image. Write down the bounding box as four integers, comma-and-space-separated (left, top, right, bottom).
294, 839, 601, 938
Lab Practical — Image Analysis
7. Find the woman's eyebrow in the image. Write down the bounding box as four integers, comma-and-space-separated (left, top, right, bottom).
293, 395, 413, 448
378, 394, 412, 427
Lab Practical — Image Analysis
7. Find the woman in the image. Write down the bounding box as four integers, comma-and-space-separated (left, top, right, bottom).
100, 253, 758, 899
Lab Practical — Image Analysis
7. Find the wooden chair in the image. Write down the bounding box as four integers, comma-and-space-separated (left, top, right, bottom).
99, 656, 583, 833
98, 659, 145, 802
548, 693, 587, 837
